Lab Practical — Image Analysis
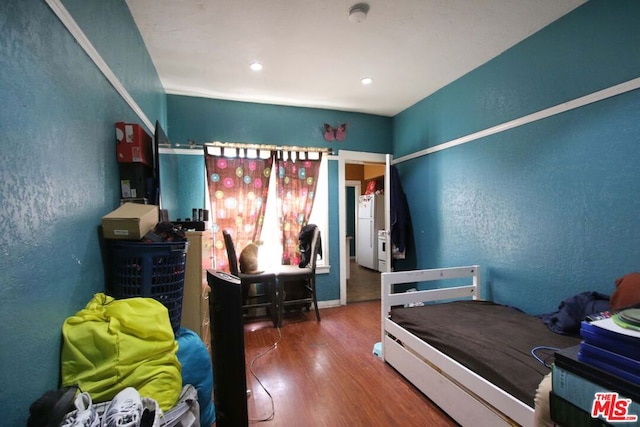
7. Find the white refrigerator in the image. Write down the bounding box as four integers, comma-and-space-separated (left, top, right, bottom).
357, 194, 385, 270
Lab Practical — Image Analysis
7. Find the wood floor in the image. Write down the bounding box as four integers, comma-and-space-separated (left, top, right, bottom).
347, 259, 381, 303
243, 300, 459, 427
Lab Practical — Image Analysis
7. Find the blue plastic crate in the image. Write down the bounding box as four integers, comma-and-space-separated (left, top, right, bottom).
108, 241, 188, 334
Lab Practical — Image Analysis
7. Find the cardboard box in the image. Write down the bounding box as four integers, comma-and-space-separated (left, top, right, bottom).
115, 122, 153, 167
102, 203, 159, 240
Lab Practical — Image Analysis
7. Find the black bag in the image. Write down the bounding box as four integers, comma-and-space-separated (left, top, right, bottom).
27, 385, 78, 427
298, 224, 321, 268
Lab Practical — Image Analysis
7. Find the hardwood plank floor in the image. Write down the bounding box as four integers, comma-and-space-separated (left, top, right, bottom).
243, 301, 458, 426
347, 260, 381, 303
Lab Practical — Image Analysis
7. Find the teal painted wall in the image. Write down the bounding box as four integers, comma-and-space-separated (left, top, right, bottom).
346, 186, 356, 256
159, 151, 207, 221
165, 95, 392, 151
0, 1, 165, 424
4, 0, 639, 423
159, 150, 180, 217
162, 95, 393, 302
392, 0, 640, 315
61, 0, 167, 131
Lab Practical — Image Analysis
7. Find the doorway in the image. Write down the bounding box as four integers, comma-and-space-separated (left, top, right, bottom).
345, 179, 381, 303
338, 150, 388, 305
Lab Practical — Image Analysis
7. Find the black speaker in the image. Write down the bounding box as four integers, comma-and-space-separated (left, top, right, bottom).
207, 270, 249, 427
118, 162, 155, 201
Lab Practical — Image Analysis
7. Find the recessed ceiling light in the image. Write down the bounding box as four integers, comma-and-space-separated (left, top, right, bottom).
250, 62, 263, 71
361, 77, 373, 85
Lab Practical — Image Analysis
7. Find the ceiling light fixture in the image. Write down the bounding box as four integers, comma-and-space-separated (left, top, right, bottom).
361, 77, 373, 85
250, 62, 263, 71
348, 3, 370, 23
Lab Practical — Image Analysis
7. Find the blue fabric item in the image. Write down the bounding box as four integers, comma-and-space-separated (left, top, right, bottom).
541, 291, 610, 336
176, 328, 215, 426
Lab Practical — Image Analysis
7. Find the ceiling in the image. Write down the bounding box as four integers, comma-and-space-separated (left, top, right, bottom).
126, 0, 585, 117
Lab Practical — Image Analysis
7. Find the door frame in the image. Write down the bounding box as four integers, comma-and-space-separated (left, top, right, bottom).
338, 150, 391, 305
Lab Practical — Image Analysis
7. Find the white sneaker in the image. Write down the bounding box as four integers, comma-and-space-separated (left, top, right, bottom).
101, 387, 143, 427
140, 397, 163, 427
60, 392, 100, 427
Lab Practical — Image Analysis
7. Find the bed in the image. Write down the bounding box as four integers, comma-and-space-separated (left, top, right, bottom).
381, 265, 581, 427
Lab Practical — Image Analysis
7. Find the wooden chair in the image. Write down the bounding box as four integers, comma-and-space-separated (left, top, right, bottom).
222, 230, 278, 327
275, 226, 322, 327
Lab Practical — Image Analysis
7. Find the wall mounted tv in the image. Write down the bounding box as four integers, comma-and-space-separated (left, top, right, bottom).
153, 120, 170, 207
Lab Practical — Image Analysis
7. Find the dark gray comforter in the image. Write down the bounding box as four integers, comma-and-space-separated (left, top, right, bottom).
390, 300, 581, 407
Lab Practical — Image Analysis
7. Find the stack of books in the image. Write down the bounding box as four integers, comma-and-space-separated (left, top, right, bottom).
551, 309, 640, 426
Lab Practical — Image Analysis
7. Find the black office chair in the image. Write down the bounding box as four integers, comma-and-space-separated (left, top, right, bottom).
276, 225, 322, 327
222, 230, 278, 327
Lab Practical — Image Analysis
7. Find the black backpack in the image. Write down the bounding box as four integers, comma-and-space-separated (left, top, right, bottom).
27, 385, 78, 427
298, 224, 321, 268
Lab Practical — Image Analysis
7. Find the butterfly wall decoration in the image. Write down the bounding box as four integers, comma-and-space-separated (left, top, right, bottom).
323, 123, 348, 142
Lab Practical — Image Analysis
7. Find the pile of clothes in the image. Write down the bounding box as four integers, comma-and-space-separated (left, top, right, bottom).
142, 222, 187, 243
27, 294, 214, 427
541, 272, 640, 336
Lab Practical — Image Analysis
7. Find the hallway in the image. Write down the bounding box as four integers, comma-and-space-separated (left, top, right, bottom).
346, 260, 381, 303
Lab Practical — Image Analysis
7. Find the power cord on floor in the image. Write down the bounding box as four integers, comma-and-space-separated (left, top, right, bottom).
248, 326, 282, 423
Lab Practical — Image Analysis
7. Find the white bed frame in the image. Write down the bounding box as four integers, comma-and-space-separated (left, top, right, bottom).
381, 265, 534, 427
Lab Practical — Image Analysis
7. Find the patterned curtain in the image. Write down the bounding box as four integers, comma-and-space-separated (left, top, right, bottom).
275, 150, 322, 265
205, 147, 275, 272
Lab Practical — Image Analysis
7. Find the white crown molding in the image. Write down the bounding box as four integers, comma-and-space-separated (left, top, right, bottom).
45, 0, 154, 135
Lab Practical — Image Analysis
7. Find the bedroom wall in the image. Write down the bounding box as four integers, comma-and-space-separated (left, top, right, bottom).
392, 0, 640, 315
5, 0, 633, 423
0, 1, 165, 425
61, 0, 167, 129
163, 95, 393, 301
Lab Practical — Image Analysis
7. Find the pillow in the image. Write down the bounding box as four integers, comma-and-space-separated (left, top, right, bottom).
610, 273, 640, 310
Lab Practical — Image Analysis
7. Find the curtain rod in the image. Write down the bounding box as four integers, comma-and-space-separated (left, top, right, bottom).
205, 141, 333, 154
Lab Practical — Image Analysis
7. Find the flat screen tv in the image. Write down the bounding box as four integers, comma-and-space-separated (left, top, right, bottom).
153, 120, 170, 207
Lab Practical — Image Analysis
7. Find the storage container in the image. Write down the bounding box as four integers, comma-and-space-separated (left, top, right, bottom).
107, 241, 188, 334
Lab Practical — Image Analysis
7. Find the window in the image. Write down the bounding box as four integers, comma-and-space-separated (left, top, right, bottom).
204, 149, 329, 271
259, 153, 328, 270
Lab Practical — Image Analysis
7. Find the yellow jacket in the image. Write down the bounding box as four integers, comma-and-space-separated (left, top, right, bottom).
61, 293, 182, 411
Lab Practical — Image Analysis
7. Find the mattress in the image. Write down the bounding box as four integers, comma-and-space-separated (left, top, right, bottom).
390, 299, 581, 407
